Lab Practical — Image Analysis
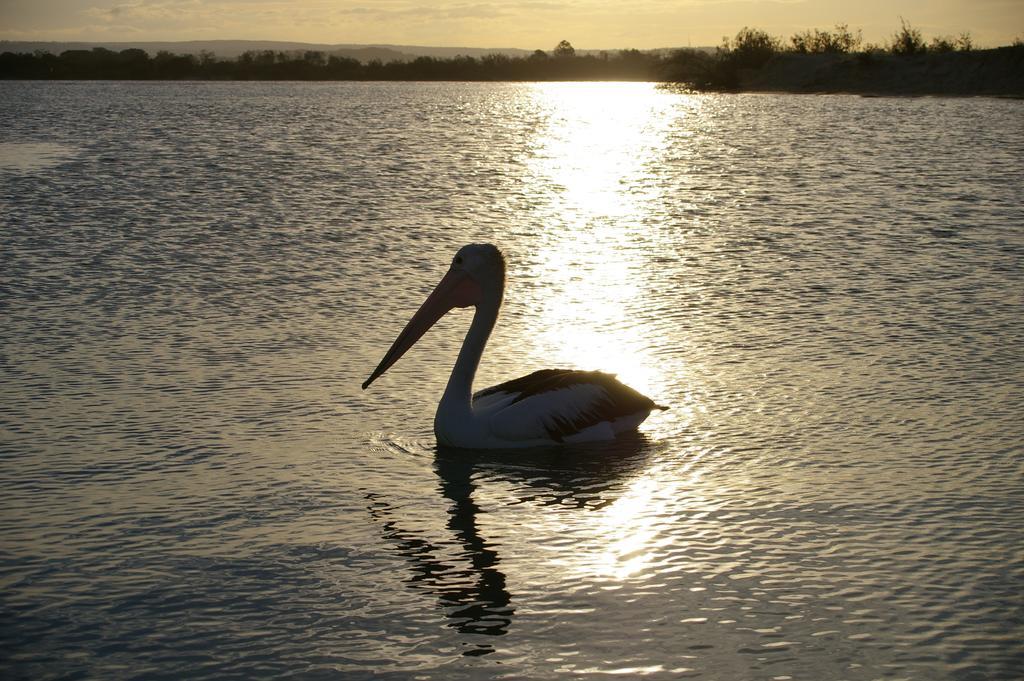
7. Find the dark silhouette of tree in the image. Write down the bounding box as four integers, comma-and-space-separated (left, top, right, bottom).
723, 27, 781, 68
662, 48, 720, 89
153, 50, 197, 79
891, 18, 926, 55
791, 24, 862, 53
327, 55, 362, 78
553, 40, 576, 58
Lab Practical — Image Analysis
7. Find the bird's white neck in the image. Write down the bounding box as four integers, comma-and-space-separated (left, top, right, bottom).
434, 295, 500, 445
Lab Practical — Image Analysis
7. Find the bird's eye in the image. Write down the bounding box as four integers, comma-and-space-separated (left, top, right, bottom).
454, 256, 463, 265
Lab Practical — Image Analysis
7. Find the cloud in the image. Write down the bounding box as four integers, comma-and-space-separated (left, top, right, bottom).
329, 3, 513, 20
80, 0, 519, 30
85, 0, 207, 24
9, 0, 1020, 48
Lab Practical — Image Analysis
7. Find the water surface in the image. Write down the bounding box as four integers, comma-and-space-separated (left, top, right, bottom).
1, 81, 1023, 679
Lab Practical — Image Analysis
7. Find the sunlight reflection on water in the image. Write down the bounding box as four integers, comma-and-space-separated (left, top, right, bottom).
513, 83, 688, 409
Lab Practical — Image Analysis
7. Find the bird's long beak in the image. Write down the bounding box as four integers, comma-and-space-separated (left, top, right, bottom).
362, 268, 482, 390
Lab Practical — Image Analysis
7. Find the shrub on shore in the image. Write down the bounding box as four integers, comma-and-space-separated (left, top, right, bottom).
669, 20, 990, 90
791, 24, 862, 54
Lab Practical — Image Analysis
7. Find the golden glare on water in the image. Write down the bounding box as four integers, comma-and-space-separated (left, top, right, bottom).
563, 453, 717, 582
522, 82, 686, 224
524, 82, 676, 221
587, 474, 667, 581
508, 83, 699, 406
498, 82, 716, 580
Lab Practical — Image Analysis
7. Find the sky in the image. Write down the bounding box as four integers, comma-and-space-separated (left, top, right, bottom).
2, 0, 1022, 49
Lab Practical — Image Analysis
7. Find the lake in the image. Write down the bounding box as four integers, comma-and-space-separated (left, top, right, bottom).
1, 81, 1022, 680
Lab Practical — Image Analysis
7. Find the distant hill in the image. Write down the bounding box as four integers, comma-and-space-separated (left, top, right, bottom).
0, 40, 537, 62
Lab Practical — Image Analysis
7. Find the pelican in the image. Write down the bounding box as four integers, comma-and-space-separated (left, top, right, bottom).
362, 243, 666, 448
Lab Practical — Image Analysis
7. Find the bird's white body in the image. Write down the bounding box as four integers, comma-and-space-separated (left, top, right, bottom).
363, 244, 665, 449
437, 370, 659, 449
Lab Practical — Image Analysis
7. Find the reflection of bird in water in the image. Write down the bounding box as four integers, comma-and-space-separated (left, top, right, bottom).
365, 438, 655, 657
363, 243, 666, 448
365, 457, 514, 658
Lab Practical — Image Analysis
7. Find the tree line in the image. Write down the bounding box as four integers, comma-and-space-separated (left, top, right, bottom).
0, 43, 664, 81
2, 24, 1020, 89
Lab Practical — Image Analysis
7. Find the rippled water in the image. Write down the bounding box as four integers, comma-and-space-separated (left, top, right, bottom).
2, 81, 1023, 680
